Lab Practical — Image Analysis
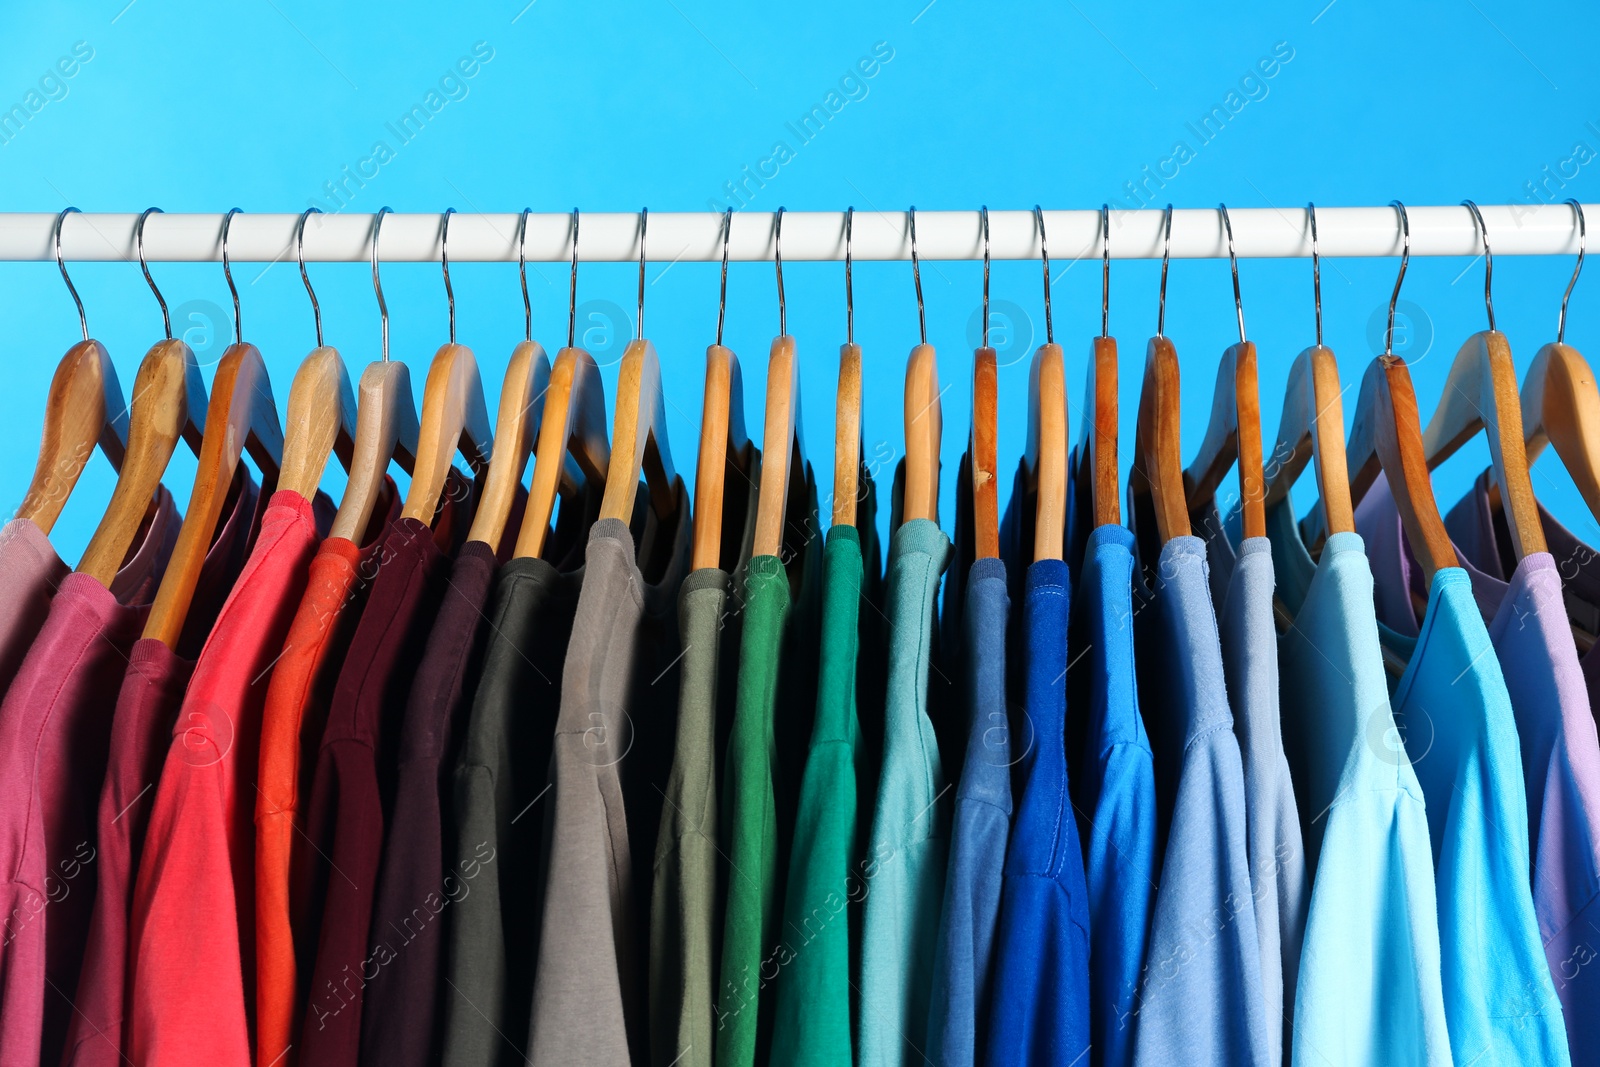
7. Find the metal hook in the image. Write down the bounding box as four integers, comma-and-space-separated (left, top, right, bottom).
1559, 199, 1586, 345
909, 206, 926, 345
775, 206, 787, 336
1100, 204, 1111, 339
440, 208, 457, 345
1157, 204, 1173, 339
221, 208, 242, 345
1035, 205, 1053, 346
1462, 199, 1495, 332
371, 206, 391, 362
844, 207, 855, 346
298, 208, 324, 348
567, 208, 579, 349
1219, 204, 1245, 343
136, 208, 171, 340
636, 208, 648, 341
519, 208, 533, 343
1386, 201, 1411, 358
1308, 202, 1323, 347
980, 205, 991, 348
54, 207, 87, 342
717, 208, 732, 347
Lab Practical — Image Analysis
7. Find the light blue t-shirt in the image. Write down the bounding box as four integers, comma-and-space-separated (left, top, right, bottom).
1265, 498, 1452, 1066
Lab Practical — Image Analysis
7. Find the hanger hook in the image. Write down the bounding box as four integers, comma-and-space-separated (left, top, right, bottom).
1462, 199, 1495, 332
221, 208, 242, 345
568, 208, 579, 349
636, 208, 648, 341
298, 208, 324, 348
1219, 204, 1244, 343
909, 206, 926, 345
519, 208, 533, 343
440, 208, 457, 345
980, 206, 991, 348
371, 206, 391, 362
136, 208, 171, 340
844, 206, 855, 346
1100, 203, 1111, 339
1157, 204, 1173, 338
1308, 202, 1322, 347
1559, 199, 1586, 345
717, 207, 732, 347
1035, 205, 1053, 346
775, 206, 787, 337
1386, 201, 1412, 358
54, 207, 87, 342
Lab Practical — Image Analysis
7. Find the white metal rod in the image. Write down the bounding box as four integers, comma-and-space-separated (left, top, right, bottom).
0, 205, 1590, 263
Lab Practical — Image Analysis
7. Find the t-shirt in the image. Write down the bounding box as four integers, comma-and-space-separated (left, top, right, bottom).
438, 487, 598, 1067
255, 480, 399, 1067
859, 516, 953, 1067
1356, 475, 1573, 1066
298, 479, 475, 1067
128, 488, 330, 1066
0, 484, 179, 1067
986, 557, 1092, 1064
61, 470, 268, 1067
1066, 520, 1157, 1067
527, 486, 691, 1066
1196, 508, 1309, 1066
1262, 498, 1452, 1066
1445, 474, 1600, 1063
716, 469, 821, 1067
1127, 531, 1268, 1067
649, 444, 758, 1067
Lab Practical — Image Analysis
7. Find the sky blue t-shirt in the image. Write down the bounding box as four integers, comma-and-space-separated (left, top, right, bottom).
1264, 498, 1452, 1066
1067, 520, 1156, 1067
985, 558, 1091, 1065
1129, 532, 1269, 1067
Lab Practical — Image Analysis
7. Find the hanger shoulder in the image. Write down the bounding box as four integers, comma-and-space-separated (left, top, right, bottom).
1025, 342, 1066, 562
971, 346, 1000, 560
1083, 335, 1120, 529
692, 343, 749, 570
76, 338, 205, 585
143, 342, 278, 647
1183, 340, 1265, 539
832, 342, 863, 530
516, 345, 609, 560
329, 359, 419, 543
902, 341, 942, 526
1422, 330, 1546, 557
1266, 344, 1354, 535
278, 345, 356, 501
1525, 341, 1600, 523
466, 340, 551, 553
600, 338, 677, 524
753, 335, 802, 558
1368, 355, 1455, 588
17, 339, 128, 533
401, 342, 493, 524
1133, 335, 1190, 543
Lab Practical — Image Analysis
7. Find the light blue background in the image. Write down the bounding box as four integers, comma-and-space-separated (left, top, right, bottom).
3, 0, 1598, 561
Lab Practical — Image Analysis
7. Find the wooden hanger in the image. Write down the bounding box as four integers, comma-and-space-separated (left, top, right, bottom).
1265, 206, 1354, 537
76, 209, 208, 586
1419, 202, 1546, 560
752, 210, 805, 559
1022, 207, 1064, 561
516, 211, 610, 560
276, 211, 355, 502
1129, 207, 1189, 544
969, 207, 1000, 560
693, 209, 754, 570
901, 208, 942, 526
1078, 205, 1120, 529
329, 207, 419, 543
600, 209, 679, 525
145, 211, 285, 648
18, 210, 130, 533
832, 207, 863, 530
400, 210, 493, 525
1183, 206, 1266, 540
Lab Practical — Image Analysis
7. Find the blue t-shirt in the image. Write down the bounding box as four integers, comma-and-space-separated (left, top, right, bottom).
1067, 522, 1157, 1067
986, 559, 1091, 1064
1129, 534, 1269, 1067
925, 556, 1012, 1067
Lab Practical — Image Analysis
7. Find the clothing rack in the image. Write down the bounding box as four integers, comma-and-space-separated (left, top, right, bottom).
0, 204, 1592, 263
